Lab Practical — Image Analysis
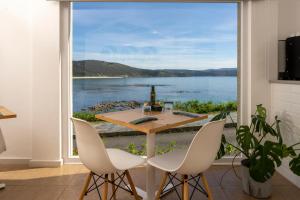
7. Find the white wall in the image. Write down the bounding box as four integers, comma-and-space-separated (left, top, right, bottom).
243, 0, 278, 117
278, 0, 300, 40
270, 0, 300, 188
0, 0, 61, 166
250, 0, 273, 113
30, 0, 62, 167
271, 83, 300, 187
0, 1, 33, 162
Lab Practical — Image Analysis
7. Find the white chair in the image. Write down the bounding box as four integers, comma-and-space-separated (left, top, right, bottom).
0, 128, 7, 189
71, 118, 145, 200
148, 120, 226, 200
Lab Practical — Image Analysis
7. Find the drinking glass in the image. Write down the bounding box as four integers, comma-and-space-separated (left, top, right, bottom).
143, 103, 151, 113
164, 101, 174, 111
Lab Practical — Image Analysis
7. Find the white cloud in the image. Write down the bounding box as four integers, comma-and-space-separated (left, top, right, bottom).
73, 31, 237, 69
72, 4, 237, 70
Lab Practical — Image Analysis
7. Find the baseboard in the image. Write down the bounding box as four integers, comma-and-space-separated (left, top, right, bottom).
277, 164, 300, 188
63, 156, 81, 164
0, 157, 31, 165
29, 159, 63, 168
0, 158, 63, 167
213, 156, 243, 165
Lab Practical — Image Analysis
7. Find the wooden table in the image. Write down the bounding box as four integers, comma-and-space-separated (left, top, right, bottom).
0, 106, 16, 119
96, 109, 208, 200
0, 106, 16, 190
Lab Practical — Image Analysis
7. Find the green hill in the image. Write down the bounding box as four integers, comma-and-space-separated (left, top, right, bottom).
73, 60, 237, 77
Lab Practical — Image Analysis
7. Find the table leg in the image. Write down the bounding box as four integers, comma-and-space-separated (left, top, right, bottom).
146, 133, 156, 200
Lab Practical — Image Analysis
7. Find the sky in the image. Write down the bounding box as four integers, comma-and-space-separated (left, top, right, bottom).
73, 2, 237, 70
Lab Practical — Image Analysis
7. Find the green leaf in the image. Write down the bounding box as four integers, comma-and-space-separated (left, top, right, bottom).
282, 144, 296, 157
270, 152, 282, 167
249, 144, 276, 182
216, 134, 227, 160
236, 125, 258, 156
210, 111, 231, 160
263, 141, 283, 167
251, 110, 281, 140
290, 155, 300, 176
256, 104, 267, 119
249, 141, 284, 182
250, 156, 275, 182
210, 110, 230, 121
73, 112, 100, 122
210, 110, 239, 160
275, 116, 283, 144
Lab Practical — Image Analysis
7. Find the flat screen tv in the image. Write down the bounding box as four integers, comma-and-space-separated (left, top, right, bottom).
286, 36, 300, 80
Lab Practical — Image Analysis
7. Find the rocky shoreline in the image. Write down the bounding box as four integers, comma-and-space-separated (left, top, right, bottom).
87, 100, 142, 113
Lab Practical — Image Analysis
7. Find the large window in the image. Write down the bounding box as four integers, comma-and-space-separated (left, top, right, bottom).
71, 2, 238, 156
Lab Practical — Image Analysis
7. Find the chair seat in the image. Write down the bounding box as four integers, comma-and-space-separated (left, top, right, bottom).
107, 148, 145, 171
148, 149, 187, 172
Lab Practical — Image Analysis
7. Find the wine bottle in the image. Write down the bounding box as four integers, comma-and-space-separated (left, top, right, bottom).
150, 85, 156, 106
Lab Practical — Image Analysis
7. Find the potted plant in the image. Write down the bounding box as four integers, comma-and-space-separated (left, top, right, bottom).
213, 104, 300, 199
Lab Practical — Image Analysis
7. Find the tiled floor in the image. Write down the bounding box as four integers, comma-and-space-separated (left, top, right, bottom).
0, 164, 299, 200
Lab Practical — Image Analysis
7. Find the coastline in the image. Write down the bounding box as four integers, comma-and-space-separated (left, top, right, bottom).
73, 76, 125, 79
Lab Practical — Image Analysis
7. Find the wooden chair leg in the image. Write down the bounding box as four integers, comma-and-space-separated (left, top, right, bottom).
155, 172, 168, 200
111, 173, 117, 200
79, 171, 92, 200
182, 175, 189, 200
102, 174, 108, 200
125, 170, 140, 200
200, 173, 214, 200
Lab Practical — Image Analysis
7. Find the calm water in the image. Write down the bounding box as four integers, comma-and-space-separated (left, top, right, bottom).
73, 77, 237, 112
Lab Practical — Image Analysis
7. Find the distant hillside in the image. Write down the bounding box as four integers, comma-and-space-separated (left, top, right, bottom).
73, 60, 237, 77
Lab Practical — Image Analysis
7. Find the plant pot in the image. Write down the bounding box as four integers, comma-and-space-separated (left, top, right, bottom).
240, 159, 272, 199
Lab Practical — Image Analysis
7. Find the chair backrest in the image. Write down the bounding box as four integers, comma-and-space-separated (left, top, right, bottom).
0, 128, 7, 153
177, 119, 226, 175
71, 118, 116, 174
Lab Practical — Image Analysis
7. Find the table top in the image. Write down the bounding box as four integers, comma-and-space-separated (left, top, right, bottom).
95, 109, 208, 134
0, 106, 17, 120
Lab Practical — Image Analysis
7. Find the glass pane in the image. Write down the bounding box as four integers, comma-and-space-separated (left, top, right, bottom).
72, 2, 238, 156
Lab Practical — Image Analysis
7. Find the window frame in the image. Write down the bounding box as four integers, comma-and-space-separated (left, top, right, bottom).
61, 0, 248, 164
